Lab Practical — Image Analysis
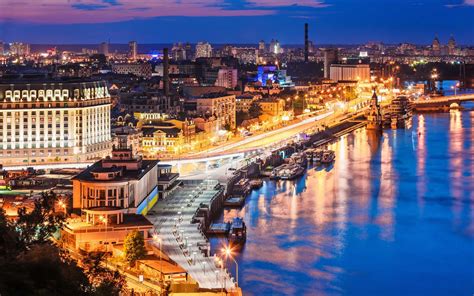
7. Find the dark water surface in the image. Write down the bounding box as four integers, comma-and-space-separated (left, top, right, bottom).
212, 111, 474, 296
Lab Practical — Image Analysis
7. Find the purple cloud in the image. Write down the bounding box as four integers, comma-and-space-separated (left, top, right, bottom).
0, 0, 327, 24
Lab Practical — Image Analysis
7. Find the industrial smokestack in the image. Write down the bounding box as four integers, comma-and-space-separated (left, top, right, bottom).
163, 48, 170, 96
304, 23, 309, 63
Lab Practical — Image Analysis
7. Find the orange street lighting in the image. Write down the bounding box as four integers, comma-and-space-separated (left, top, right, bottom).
222, 246, 239, 287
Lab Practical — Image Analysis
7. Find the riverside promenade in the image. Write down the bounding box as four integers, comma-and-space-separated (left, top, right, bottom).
146, 179, 236, 291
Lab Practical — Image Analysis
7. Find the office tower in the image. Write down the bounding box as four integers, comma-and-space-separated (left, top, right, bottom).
195, 42, 212, 58
98, 42, 109, 56
129, 41, 137, 60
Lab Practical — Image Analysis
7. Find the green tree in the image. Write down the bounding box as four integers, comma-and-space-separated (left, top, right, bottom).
123, 230, 146, 266
0, 192, 126, 296
248, 102, 263, 119
82, 252, 126, 296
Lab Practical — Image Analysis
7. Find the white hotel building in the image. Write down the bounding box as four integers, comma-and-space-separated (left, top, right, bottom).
0, 76, 112, 166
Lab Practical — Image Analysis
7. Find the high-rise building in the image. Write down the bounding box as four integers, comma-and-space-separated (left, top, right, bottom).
432, 36, 440, 54
0, 41, 4, 55
98, 42, 109, 56
185, 42, 193, 60
195, 42, 213, 58
215, 68, 238, 89
323, 48, 338, 79
448, 35, 456, 55
0, 76, 112, 165
269, 39, 281, 54
9, 42, 30, 56
171, 43, 187, 61
128, 41, 137, 60
258, 40, 266, 53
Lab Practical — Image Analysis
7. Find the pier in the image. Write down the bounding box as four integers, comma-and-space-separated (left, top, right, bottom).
146, 179, 237, 291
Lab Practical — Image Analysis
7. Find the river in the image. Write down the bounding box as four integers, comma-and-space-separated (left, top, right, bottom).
211, 109, 474, 295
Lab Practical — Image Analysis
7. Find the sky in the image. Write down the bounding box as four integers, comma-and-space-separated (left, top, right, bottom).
0, 0, 473, 44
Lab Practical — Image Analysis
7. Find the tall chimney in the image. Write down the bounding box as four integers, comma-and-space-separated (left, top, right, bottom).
304, 23, 309, 63
163, 48, 170, 96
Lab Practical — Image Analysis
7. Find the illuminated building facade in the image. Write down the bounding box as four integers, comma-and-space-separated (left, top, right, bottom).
0, 76, 112, 165
139, 114, 196, 158
63, 144, 158, 252
9, 42, 30, 56
195, 42, 213, 58
329, 64, 371, 82
129, 41, 137, 60
111, 63, 152, 78
196, 94, 236, 130
215, 68, 238, 89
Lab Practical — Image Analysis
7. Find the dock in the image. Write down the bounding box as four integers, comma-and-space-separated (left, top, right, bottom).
207, 222, 231, 235
223, 196, 246, 207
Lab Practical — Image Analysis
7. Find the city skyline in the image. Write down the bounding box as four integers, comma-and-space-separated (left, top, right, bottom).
1, 0, 473, 44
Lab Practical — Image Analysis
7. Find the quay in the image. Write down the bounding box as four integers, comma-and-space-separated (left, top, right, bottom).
146, 179, 237, 292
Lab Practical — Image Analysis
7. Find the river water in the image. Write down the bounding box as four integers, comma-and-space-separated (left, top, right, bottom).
211, 109, 474, 295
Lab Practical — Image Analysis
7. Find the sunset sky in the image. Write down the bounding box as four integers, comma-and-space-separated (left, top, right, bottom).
0, 0, 473, 44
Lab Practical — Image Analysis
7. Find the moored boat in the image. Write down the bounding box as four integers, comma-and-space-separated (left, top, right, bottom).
228, 217, 246, 249
321, 150, 335, 164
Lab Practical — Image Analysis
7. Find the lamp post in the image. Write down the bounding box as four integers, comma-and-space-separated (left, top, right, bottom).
451, 82, 460, 97
223, 247, 239, 288
153, 234, 163, 288
99, 215, 108, 267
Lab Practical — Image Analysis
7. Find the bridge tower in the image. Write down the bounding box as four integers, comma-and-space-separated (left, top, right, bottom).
367, 89, 382, 130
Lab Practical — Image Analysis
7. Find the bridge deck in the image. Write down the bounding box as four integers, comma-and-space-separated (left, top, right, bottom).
412, 94, 474, 105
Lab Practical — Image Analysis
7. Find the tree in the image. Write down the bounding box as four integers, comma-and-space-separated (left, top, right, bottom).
0, 191, 125, 296
248, 102, 263, 119
15, 191, 64, 252
123, 230, 146, 266
82, 252, 126, 296
236, 111, 248, 126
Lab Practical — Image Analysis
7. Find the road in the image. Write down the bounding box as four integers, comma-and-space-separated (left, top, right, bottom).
195, 112, 334, 155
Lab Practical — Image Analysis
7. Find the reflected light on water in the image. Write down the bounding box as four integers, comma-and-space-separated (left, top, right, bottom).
211, 114, 474, 296
449, 110, 463, 214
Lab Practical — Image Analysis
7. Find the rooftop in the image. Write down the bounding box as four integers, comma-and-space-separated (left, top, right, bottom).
72, 159, 158, 183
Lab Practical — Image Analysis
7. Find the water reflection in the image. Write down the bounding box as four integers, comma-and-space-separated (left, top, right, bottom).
211, 114, 474, 296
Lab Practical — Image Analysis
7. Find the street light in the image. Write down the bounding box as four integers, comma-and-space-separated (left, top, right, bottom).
99, 215, 108, 267
58, 200, 66, 214
152, 234, 163, 286
222, 246, 239, 288
451, 82, 460, 97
